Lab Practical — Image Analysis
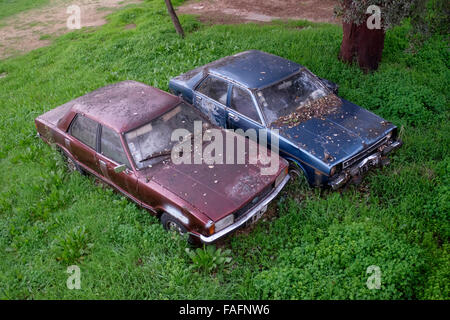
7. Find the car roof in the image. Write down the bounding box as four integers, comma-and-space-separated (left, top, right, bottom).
208, 50, 302, 89
71, 81, 181, 133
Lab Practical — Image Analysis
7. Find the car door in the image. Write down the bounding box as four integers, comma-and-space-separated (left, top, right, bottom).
194, 75, 229, 128
227, 85, 283, 158
67, 114, 101, 174
96, 124, 139, 202
227, 84, 265, 132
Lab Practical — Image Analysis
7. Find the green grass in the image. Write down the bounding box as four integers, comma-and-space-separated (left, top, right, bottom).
0, 0, 50, 21
0, 0, 448, 299
39, 34, 52, 41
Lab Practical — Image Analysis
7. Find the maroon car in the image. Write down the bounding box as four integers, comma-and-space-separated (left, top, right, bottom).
35, 81, 289, 243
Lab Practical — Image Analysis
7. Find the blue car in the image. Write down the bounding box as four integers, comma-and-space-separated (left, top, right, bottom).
169, 50, 402, 189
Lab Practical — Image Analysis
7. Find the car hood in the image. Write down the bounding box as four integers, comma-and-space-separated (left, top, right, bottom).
274, 99, 396, 166
148, 161, 277, 222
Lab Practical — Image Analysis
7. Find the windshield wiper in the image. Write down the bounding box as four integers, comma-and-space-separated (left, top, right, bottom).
139, 150, 172, 163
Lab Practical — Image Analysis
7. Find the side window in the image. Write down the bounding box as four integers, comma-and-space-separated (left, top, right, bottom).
100, 126, 131, 168
230, 86, 261, 123
197, 76, 228, 105
70, 114, 98, 149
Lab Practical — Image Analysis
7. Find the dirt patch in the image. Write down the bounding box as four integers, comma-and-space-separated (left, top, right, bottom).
177, 0, 338, 25
0, 0, 338, 59
124, 23, 137, 30
0, 0, 141, 60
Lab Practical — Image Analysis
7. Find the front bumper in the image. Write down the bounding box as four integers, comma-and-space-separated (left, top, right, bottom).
197, 174, 290, 244
329, 139, 403, 190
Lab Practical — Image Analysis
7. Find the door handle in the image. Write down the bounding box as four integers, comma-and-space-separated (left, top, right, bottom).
229, 113, 239, 122
64, 138, 71, 149
197, 96, 203, 101
99, 160, 106, 167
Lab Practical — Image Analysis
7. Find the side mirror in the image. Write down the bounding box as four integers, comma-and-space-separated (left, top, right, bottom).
114, 164, 127, 173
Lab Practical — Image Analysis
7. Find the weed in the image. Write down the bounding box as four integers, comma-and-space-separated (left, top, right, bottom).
186, 245, 232, 273
53, 226, 93, 264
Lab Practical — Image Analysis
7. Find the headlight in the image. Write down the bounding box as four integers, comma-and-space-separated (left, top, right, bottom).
215, 215, 234, 232
330, 164, 341, 176
275, 167, 288, 188
386, 131, 393, 140
330, 166, 337, 176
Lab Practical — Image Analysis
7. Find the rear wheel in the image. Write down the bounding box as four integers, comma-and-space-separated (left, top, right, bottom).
61, 150, 85, 175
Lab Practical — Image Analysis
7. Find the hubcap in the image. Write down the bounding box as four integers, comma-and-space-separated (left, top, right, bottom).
66, 157, 76, 172
167, 221, 184, 235
289, 168, 302, 179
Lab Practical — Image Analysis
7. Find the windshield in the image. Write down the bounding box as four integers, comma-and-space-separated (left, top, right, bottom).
256, 70, 332, 125
125, 103, 206, 170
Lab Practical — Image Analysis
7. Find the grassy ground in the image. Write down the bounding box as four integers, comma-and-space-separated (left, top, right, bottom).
0, 0, 448, 299
0, 0, 50, 21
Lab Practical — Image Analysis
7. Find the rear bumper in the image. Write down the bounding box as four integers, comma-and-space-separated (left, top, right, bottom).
196, 174, 290, 244
329, 139, 403, 190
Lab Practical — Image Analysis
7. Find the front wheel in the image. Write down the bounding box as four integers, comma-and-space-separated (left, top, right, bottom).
161, 212, 188, 235
288, 162, 312, 189
160, 213, 198, 245
288, 162, 303, 180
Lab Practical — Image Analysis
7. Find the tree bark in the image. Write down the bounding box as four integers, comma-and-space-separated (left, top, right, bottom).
338, 2, 385, 72
165, 0, 185, 38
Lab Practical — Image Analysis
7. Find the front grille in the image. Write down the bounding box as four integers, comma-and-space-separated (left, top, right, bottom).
234, 184, 273, 221
343, 136, 388, 169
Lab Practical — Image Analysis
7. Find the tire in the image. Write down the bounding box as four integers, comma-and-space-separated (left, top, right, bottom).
61, 150, 85, 175
288, 162, 303, 180
160, 212, 198, 245
288, 162, 313, 188
161, 212, 188, 235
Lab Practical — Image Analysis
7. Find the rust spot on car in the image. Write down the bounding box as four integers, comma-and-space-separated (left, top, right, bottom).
323, 151, 334, 163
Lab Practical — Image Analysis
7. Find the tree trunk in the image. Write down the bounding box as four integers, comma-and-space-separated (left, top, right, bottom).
165, 0, 185, 38
338, 3, 385, 72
